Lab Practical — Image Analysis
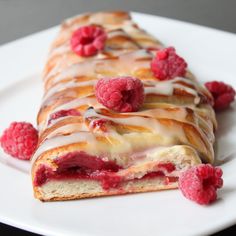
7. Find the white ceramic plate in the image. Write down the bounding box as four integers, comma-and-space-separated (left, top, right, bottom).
0, 12, 236, 236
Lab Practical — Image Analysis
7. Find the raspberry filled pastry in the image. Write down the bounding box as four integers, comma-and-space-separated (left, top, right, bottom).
31, 11, 217, 201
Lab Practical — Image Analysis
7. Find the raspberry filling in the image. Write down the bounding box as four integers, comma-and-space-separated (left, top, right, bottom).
48, 109, 81, 125
34, 151, 177, 190
89, 118, 111, 132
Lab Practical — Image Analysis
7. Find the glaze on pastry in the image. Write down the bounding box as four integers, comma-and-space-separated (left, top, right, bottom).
31, 11, 216, 201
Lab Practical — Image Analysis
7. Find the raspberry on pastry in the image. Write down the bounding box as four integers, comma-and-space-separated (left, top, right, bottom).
95, 76, 145, 112
151, 47, 187, 80
70, 25, 107, 57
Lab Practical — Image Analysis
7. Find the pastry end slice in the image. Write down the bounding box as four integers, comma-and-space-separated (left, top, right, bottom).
33, 145, 201, 201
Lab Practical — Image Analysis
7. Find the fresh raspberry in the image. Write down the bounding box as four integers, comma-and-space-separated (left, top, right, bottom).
48, 109, 80, 125
205, 81, 235, 110
70, 25, 107, 57
179, 164, 223, 205
0, 122, 38, 160
95, 77, 145, 112
151, 47, 187, 80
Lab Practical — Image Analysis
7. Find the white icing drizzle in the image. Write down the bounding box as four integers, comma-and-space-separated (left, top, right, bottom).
197, 116, 215, 143
144, 84, 173, 96
131, 107, 188, 121
50, 61, 95, 83
32, 12, 215, 168
39, 97, 97, 131
67, 14, 141, 34
144, 77, 200, 104
46, 115, 78, 129
43, 80, 96, 102
46, 49, 151, 84
84, 108, 187, 141
31, 132, 95, 164
46, 123, 88, 139
54, 97, 97, 112
107, 29, 131, 38
34, 105, 191, 163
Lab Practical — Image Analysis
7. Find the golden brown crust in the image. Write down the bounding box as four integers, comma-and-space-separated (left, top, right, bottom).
36, 186, 177, 202
34, 180, 178, 202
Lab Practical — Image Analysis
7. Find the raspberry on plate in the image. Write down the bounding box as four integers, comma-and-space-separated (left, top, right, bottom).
95, 76, 145, 112
0, 122, 38, 160
205, 81, 235, 110
70, 25, 107, 57
179, 164, 223, 205
151, 47, 187, 80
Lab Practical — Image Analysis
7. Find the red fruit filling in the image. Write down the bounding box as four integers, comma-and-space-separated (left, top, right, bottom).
55, 151, 120, 172
90, 118, 111, 132
34, 151, 177, 190
48, 109, 81, 125
34, 151, 120, 187
158, 162, 176, 172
